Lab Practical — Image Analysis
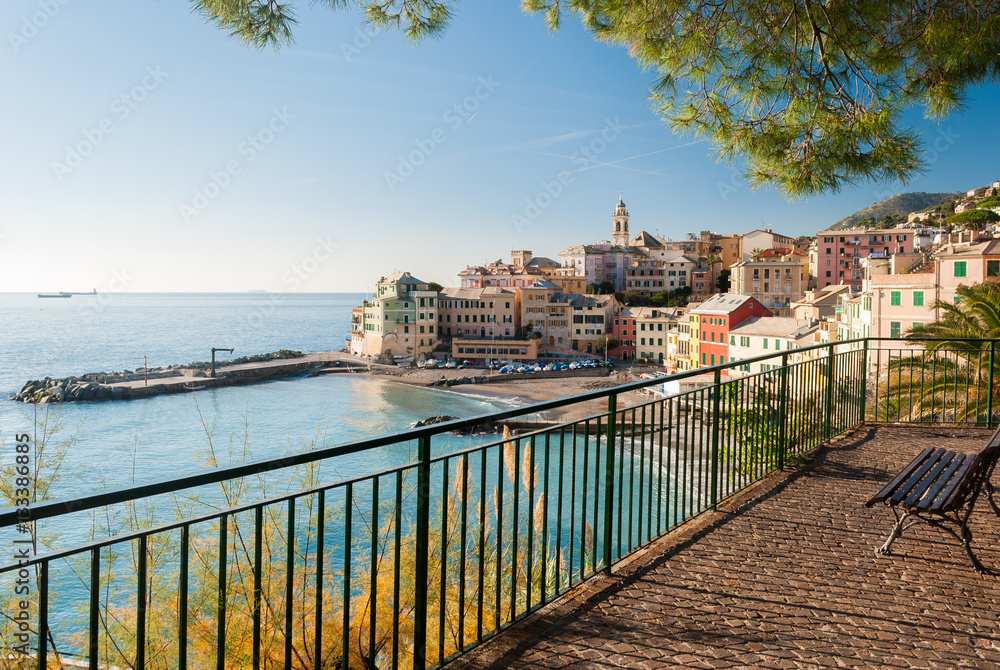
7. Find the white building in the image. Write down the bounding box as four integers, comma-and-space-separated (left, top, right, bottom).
728, 317, 819, 375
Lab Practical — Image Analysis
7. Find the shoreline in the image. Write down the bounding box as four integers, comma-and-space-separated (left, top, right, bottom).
10, 349, 648, 421
365, 363, 641, 423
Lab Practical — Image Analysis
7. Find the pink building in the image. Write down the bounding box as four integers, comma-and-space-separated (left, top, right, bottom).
816, 228, 913, 291
610, 307, 641, 360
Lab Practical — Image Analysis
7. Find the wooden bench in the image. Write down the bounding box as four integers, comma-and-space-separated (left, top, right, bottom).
865, 426, 1000, 574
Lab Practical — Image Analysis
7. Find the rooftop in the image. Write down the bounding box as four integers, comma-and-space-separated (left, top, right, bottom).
449, 426, 1000, 669
689, 293, 757, 316
730, 315, 817, 338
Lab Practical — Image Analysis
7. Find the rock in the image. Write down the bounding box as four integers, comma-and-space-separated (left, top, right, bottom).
413, 415, 459, 428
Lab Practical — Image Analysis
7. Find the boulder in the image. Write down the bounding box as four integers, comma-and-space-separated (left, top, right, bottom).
413, 415, 459, 428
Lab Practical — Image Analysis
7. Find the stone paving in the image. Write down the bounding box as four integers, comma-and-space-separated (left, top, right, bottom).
447, 426, 1000, 669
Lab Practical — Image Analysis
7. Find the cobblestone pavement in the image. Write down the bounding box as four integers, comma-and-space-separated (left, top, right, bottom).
446, 426, 1000, 669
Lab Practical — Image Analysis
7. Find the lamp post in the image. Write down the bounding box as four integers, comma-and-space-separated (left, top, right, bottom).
210, 347, 234, 378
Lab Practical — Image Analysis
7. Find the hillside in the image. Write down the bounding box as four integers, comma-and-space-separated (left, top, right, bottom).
829, 192, 956, 230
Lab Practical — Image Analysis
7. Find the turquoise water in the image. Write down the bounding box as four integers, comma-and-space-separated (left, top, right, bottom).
0, 293, 511, 500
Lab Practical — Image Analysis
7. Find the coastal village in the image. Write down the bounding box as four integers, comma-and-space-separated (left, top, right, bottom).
349, 183, 1000, 374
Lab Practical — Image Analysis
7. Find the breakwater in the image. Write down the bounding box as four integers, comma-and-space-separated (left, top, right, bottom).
11, 350, 365, 404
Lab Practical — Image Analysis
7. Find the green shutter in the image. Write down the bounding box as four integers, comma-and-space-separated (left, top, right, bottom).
890, 291, 901, 306
913, 291, 923, 306
955, 261, 967, 278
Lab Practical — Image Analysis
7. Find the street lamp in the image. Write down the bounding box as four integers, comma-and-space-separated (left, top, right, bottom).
210, 347, 234, 378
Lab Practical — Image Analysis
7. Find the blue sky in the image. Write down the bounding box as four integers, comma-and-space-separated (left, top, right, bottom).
1, 1, 998, 293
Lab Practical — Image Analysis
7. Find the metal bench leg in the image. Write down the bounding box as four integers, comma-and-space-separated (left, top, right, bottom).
986, 480, 1000, 517
876, 509, 909, 556
960, 522, 992, 575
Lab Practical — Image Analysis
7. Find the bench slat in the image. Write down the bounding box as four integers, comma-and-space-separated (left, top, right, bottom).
889, 448, 949, 506
911, 453, 967, 509
904, 451, 960, 508
930, 455, 979, 512
865, 446, 938, 507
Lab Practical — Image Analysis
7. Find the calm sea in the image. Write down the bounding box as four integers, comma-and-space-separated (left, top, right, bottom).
0, 292, 512, 499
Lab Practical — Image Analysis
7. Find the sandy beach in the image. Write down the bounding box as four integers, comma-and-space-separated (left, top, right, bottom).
346, 356, 657, 423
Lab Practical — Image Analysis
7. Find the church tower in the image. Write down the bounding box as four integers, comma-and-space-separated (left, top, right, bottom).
612, 193, 629, 247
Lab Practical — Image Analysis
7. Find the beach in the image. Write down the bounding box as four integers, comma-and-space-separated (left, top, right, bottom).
355, 356, 655, 423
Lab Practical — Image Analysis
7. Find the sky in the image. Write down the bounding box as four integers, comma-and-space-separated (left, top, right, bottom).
1, 1, 998, 294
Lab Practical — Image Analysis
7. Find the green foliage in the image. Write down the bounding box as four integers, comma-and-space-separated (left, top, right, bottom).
595, 335, 620, 354
614, 288, 687, 307
526, 1, 1000, 196
946, 208, 1000, 229
872, 282, 1000, 423
586, 282, 615, 295
830, 192, 956, 230
715, 269, 731, 293
976, 195, 1000, 210
191, 0, 453, 50
427, 282, 444, 293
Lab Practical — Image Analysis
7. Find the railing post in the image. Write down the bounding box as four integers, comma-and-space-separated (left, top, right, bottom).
413, 434, 431, 670
602, 392, 617, 574
825, 343, 835, 441
860, 338, 870, 426
988, 340, 996, 427
778, 353, 789, 471
711, 368, 721, 510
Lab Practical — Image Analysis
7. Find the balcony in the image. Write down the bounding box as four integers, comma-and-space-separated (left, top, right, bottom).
5, 338, 1000, 669
449, 424, 1000, 669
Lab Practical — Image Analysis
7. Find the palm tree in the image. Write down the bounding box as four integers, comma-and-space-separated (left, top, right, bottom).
872, 282, 1000, 424
701, 254, 722, 293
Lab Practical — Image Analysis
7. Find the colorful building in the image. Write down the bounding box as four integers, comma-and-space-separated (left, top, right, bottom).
815, 227, 914, 290
353, 272, 438, 360
688, 294, 772, 368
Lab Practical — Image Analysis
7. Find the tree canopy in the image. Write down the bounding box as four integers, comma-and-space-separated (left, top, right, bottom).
946, 208, 1000, 229
192, 0, 1000, 197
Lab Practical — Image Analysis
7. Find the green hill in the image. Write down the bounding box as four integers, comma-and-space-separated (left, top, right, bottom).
829, 192, 957, 230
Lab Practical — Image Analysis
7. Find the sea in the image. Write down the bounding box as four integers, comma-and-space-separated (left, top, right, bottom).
0, 292, 515, 501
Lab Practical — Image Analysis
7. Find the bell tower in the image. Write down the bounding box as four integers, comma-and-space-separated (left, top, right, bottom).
612, 193, 629, 247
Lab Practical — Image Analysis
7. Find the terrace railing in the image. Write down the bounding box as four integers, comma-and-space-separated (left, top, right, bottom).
0, 337, 996, 669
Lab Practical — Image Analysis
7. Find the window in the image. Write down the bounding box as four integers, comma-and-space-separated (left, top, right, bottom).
913, 291, 924, 307
989, 260, 1000, 277
775, 340, 781, 351
763, 338, 768, 350
955, 261, 967, 278
890, 321, 901, 338
890, 291, 901, 306
730, 335, 736, 345
419, 325, 425, 333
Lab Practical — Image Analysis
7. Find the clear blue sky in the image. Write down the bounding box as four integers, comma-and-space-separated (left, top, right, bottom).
1, 1, 998, 293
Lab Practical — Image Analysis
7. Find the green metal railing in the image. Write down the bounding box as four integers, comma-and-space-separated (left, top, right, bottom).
0, 337, 995, 669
